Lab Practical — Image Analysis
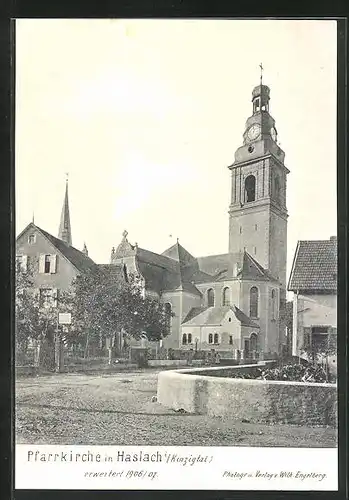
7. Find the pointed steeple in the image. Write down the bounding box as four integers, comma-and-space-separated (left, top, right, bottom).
58, 174, 72, 246
82, 242, 88, 256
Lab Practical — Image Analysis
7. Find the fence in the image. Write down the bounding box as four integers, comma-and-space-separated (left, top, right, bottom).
16, 341, 277, 372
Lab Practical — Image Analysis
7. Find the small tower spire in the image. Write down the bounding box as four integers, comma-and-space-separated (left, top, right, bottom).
58, 173, 72, 246
259, 62, 263, 86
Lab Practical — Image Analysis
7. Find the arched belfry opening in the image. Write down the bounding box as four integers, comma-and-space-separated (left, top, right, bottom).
245, 175, 256, 203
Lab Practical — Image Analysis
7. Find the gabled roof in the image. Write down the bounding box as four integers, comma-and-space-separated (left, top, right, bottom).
232, 305, 260, 328
182, 305, 260, 328
288, 238, 337, 292
111, 232, 278, 295
182, 306, 208, 323
161, 241, 196, 266
122, 241, 203, 296
137, 247, 178, 272
242, 252, 278, 282
182, 306, 232, 326
17, 223, 97, 274
196, 251, 278, 283
196, 253, 232, 277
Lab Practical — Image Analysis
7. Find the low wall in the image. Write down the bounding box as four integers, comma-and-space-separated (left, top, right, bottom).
148, 360, 188, 367
148, 359, 204, 367
16, 366, 39, 377
157, 364, 337, 426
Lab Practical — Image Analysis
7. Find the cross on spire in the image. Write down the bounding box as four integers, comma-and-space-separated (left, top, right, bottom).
259, 63, 264, 85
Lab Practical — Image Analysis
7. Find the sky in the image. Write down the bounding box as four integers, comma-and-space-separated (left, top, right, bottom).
16, 19, 337, 281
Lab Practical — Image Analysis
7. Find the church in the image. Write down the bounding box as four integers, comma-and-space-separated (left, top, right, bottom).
16, 77, 289, 359
110, 79, 289, 358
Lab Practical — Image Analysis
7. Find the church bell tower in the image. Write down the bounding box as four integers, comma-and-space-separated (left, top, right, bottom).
228, 70, 289, 289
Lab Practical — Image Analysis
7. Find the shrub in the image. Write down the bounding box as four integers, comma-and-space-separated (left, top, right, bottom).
231, 363, 334, 383
135, 351, 149, 368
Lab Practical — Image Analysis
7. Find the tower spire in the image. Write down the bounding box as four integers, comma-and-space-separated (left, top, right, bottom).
58, 173, 72, 246
259, 62, 263, 86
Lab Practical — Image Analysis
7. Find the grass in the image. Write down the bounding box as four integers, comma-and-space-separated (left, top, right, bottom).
16, 369, 337, 447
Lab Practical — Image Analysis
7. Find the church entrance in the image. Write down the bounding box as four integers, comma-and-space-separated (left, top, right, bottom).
243, 333, 258, 360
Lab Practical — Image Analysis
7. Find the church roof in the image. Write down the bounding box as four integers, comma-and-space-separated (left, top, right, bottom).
232, 305, 260, 328
136, 255, 203, 296
136, 247, 277, 293
112, 231, 278, 295
288, 238, 337, 292
18, 223, 97, 274
197, 251, 278, 283
196, 253, 232, 277
182, 305, 260, 328
161, 241, 196, 266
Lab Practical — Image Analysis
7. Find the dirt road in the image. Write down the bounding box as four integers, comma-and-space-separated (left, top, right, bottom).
16, 369, 337, 447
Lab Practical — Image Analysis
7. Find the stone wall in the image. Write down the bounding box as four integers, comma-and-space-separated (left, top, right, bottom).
157, 364, 337, 426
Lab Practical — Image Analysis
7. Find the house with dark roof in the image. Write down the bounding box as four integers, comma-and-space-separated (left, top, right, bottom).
110, 81, 290, 357
16, 179, 124, 313
288, 237, 337, 360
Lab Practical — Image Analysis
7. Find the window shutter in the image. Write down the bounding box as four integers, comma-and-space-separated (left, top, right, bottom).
50, 255, 57, 274
39, 255, 46, 274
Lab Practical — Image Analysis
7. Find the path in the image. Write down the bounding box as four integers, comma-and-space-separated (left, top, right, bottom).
16, 369, 336, 447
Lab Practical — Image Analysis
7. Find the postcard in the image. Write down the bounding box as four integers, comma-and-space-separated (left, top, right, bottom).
15, 18, 338, 491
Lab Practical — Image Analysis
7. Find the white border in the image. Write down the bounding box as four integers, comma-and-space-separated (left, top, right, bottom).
16, 445, 338, 491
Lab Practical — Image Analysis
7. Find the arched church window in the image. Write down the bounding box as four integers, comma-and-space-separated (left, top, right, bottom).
182, 334, 187, 345
164, 302, 172, 333
187, 333, 192, 344
214, 333, 219, 344
245, 175, 256, 203
222, 287, 231, 306
250, 286, 259, 318
207, 288, 215, 307
208, 333, 213, 344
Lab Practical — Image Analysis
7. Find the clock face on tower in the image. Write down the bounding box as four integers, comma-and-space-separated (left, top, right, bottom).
247, 124, 261, 141
271, 127, 277, 142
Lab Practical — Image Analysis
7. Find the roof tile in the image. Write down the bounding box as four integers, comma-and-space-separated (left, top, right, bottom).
288, 239, 337, 292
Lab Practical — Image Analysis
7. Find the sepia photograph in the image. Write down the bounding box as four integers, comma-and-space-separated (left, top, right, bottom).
15, 18, 338, 490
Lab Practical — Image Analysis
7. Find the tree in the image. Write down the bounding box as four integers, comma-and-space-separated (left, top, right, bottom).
15, 258, 73, 369
278, 299, 293, 358
69, 266, 173, 357
299, 325, 337, 383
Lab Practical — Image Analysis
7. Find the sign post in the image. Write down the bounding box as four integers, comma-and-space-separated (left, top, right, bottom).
55, 313, 72, 373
